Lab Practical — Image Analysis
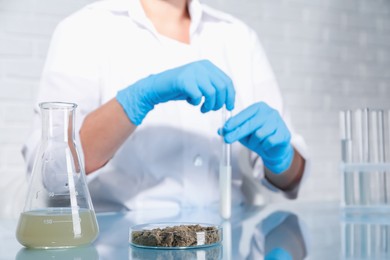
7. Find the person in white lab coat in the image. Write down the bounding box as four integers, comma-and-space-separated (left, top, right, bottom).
23, 0, 309, 212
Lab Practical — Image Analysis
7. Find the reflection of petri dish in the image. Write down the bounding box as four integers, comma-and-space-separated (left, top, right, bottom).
129, 222, 223, 250
129, 244, 223, 259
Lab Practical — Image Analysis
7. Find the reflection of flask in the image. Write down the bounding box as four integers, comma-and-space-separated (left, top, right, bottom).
16, 245, 99, 260
16, 102, 98, 248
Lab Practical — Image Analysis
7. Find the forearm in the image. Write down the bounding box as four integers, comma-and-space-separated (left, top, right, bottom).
79, 98, 136, 174
264, 148, 305, 192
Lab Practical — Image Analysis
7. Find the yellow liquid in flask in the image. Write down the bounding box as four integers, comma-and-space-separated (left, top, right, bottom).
16, 208, 98, 248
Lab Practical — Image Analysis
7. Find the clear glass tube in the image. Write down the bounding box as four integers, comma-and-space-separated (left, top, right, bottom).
340, 108, 390, 210
220, 107, 232, 219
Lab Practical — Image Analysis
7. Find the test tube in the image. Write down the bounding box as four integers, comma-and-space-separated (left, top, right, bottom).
360, 109, 369, 205
369, 110, 386, 204
386, 110, 390, 202
340, 110, 354, 206
220, 107, 232, 219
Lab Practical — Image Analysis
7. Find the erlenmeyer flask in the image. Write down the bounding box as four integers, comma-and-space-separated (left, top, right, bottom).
16, 102, 99, 248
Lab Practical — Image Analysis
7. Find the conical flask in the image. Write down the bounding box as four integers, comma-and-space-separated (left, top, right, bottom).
16, 102, 99, 248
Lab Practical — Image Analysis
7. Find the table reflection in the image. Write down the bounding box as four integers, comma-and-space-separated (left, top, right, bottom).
15, 245, 98, 260
342, 213, 390, 259
247, 211, 307, 260
130, 244, 222, 260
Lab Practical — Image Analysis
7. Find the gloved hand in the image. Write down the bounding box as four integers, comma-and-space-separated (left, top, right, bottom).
220, 102, 294, 174
265, 248, 292, 260
116, 60, 235, 125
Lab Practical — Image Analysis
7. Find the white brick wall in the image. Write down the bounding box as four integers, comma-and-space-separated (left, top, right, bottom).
0, 0, 95, 218
207, 0, 390, 201
1, 0, 389, 218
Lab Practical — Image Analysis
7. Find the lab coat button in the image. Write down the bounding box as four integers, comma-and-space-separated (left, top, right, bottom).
193, 155, 203, 166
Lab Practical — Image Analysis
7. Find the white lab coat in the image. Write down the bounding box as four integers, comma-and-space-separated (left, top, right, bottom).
22, 0, 309, 212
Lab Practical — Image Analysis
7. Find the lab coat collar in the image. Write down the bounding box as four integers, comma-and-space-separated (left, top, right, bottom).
127, 0, 156, 33
126, 0, 204, 36
188, 0, 202, 35
88, 0, 232, 36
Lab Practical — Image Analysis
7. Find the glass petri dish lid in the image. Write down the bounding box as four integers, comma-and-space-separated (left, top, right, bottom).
129, 222, 222, 249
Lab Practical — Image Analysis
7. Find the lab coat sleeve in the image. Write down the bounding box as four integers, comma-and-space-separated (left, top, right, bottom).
246, 29, 310, 200
21, 10, 103, 175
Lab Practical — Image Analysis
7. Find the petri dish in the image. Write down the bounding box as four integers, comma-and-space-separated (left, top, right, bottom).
129, 222, 222, 249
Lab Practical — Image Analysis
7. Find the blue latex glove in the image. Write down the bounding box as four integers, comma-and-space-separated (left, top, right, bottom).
116, 60, 235, 125
220, 102, 294, 174
265, 248, 293, 260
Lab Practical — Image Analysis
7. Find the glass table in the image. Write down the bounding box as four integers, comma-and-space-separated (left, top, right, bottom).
1, 201, 389, 260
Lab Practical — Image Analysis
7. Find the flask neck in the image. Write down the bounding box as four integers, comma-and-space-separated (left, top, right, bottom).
40, 102, 77, 142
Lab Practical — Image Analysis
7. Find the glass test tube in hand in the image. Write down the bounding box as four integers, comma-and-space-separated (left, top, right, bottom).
220, 107, 232, 219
